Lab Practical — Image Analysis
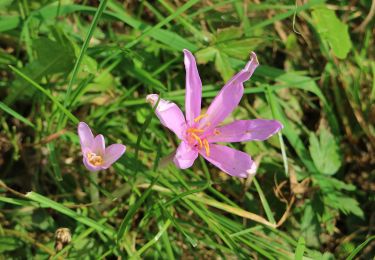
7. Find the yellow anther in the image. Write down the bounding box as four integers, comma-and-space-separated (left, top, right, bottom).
194, 113, 208, 123
187, 128, 204, 133
191, 133, 203, 149
87, 152, 103, 166
203, 139, 210, 157
214, 129, 221, 135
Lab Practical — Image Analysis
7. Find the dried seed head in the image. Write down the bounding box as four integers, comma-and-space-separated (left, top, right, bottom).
54, 228, 71, 251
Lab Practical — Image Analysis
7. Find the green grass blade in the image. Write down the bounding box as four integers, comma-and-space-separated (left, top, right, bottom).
117, 174, 160, 243
246, 0, 324, 31
253, 178, 276, 224
278, 132, 289, 177
265, 86, 318, 173
347, 235, 375, 260
47, 142, 63, 181
8, 65, 79, 124
25, 191, 115, 238
0, 101, 35, 128
135, 219, 172, 257
0, 196, 35, 207
123, 0, 199, 49
294, 236, 305, 260
62, 0, 108, 111
107, 1, 198, 51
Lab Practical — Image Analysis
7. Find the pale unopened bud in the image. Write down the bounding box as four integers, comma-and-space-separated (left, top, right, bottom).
54, 228, 71, 251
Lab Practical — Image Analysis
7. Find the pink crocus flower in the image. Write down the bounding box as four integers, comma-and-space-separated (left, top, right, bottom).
78, 122, 126, 172
147, 50, 283, 178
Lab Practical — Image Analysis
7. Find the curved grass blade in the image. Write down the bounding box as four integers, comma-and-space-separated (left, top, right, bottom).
347, 235, 375, 260
8, 65, 79, 124
59, 0, 108, 126
25, 191, 115, 238
0, 101, 35, 128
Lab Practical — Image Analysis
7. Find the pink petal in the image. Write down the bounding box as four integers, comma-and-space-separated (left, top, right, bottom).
147, 94, 186, 139
82, 157, 102, 172
92, 134, 105, 155
78, 122, 94, 151
200, 144, 256, 178
183, 49, 202, 125
173, 141, 198, 169
102, 144, 126, 169
199, 52, 259, 130
207, 119, 283, 143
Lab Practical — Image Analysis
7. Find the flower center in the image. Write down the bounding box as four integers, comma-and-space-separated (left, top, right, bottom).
87, 152, 103, 166
186, 114, 211, 156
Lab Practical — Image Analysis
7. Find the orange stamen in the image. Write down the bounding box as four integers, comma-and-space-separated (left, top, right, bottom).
191, 133, 203, 149
87, 152, 103, 166
187, 128, 204, 133
203, 139, 210, 156
194, 113, 208, 123
214, 129, 221, 135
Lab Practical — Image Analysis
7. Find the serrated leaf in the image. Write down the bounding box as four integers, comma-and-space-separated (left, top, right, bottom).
312, 6, 352, 59
214, 51, 235, 82
325, 194, 364, 218
216, 26, 243, 42
218, 38, 261, 59
309, 129, 341, 175
301, 202, 320, 247
315, 175, 356, 191
195, 47, 217, 64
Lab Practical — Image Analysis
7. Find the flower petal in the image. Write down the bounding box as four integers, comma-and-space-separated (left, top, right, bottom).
78, 122, 94, 151
82, 157, 102, 172
92, 134, 105, 155
183, 49, 202, 125
102, 144, 126, 169
173, 141, 198, 169
200, 144, 256, 178
147, 94, 186, 139
200, 52, 259, 130
207, 119, 283, 143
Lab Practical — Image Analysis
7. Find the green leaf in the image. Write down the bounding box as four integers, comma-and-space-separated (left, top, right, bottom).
325, 194, 364, 218
195, 47, 217, 64
0, 236, 23, 253
309, 128, 341, 175
301, 202, 320, 247
32, 37, 75, 75
216, 26, 243, 42
10, 34, 76, 103
15, 36, 75, 85
218, 38, 261, 60
294, 237, 305, 260
315, 175, 356, 191
312, 6, 352, 59
0, 16, 20, 32
214, 51, 235, 82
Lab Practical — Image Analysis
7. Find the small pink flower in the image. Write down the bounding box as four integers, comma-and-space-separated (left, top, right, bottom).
147, 50, 283, 178
78, 122, 126, 172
